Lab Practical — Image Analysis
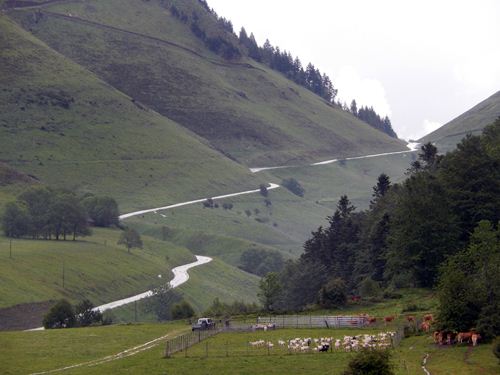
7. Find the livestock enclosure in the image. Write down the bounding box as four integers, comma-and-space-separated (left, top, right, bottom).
167, 326, 405, 360
256, 314, 369, 329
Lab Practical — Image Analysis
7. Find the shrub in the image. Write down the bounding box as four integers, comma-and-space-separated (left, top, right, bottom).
75, 299, 102, 327
359, 278, 381, 298
171, 301, 195, 320
493, 337, 500, 362
401, 304, 424, 313
43, 299, 76, 329
318, 278, 347, 308
476, 304, 500, 342
259, 184, 268, 197
281, 178, 304, 197
83, 196, 119, 227
343, 349, 394, 375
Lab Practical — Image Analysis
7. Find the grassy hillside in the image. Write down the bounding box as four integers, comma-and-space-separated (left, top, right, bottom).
125, 152, 415, 259
420, 90, 500, 152
0, 16, 261, 212
0, 228, 196, 309
178, 258, 260, 311
8, 0, 406, 167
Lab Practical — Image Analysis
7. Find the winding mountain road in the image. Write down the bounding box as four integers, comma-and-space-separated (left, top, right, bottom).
119, 183, 281, 220
92, 255, 213, 313
250, 142, 420, 173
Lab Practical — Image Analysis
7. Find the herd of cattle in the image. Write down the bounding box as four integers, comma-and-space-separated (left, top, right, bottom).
368, 313, 482, 347
248, 313, 481, 352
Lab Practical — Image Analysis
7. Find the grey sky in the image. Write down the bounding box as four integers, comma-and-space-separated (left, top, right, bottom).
208, 0, 500, 140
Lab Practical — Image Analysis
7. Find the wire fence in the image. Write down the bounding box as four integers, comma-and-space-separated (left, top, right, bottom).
164, 326, 223, 357
164, 318, 406, 359
256, 315, 369, 329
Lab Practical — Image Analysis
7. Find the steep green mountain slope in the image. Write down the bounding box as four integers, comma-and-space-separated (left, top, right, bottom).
420, 90, 500, 152
0, 16, 261, 212
7, 0, 406, 167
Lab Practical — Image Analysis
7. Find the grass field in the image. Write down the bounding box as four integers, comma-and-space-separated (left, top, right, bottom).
1, 325, 495, 375
0, 322, 189, 375
0, 289, 497, 374
0, 228, 195, 308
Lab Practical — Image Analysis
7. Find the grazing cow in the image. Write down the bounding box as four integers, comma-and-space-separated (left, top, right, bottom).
384, 316, 395, 325
457, 332, 473, 344
420, 321, 431, 332
423, 314, 434, 322
406, 316, 415, 323
368, 317, 377, 324
471, 333, 481, 346
433, 331, 440, 344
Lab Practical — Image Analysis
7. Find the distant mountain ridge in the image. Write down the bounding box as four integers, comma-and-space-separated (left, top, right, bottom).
420, 90, 500, 151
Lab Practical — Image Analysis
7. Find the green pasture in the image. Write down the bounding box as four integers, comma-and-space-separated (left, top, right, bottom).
0, 322, 188, 375
0, 228, 195, 308
13, 326, 494, 375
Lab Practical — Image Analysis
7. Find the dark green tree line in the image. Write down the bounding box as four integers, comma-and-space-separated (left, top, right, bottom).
262, 119, 499, 312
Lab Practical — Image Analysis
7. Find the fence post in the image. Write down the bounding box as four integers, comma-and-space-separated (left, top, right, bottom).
165, 341, 170, 358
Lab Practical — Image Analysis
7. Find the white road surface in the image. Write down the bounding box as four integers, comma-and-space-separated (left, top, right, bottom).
27, 255, 213, 331
119, 183, 280, 220
92, 255, 212, 313
250, 142, 420, 173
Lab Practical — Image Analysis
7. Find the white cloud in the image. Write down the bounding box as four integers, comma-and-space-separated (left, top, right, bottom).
422, 119, 443, 134
335, 66, 392, 117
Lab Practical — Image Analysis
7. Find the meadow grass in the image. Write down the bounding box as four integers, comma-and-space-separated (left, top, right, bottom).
0, 15, 262, 212
0, 322, 189, 375
28, 326, 498, 375
9, 0, 406, 167
0, 228, 195, 308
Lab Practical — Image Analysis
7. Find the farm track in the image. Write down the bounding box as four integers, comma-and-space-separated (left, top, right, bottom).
29, 327, 188, 375
422, 353, 431, 375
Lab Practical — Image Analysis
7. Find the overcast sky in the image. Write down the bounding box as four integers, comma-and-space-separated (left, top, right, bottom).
208, 0, 500, 140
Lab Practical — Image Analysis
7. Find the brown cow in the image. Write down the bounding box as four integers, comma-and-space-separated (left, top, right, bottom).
423, 314, 434, 322
471, 333, 481, 346
433, 331, 440, 344
420, 321, 431, 332
384, 316, 395, 325
457, 332, 473, 344
368, 317, 377, 324
406, 316, 415, 323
